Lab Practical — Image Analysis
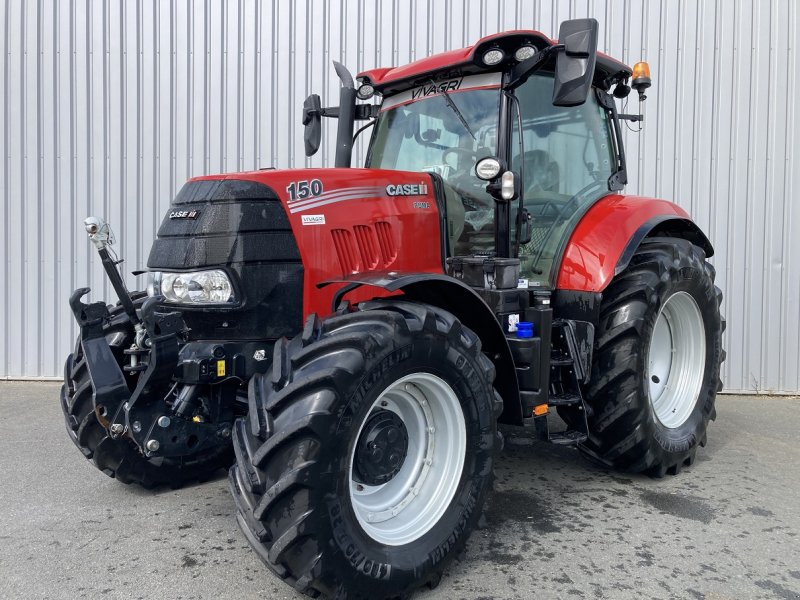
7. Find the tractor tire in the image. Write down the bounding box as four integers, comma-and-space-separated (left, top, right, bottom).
60, 295, 232, 488
229, 300, 503, 599
579, 237, 725, 477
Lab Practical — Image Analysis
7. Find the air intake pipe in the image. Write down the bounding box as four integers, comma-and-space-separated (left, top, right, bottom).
333, 61, 356, 168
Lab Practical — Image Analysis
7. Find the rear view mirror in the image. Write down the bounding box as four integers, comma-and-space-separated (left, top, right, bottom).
552, 18, 599, 107
302, 94, 322, 156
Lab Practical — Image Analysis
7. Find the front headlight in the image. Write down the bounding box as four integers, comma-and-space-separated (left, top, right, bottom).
150, 270, 235, 305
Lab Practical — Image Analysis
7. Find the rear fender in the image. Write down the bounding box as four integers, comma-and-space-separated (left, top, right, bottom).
319, 273, 523, 425
557, 195, 714, 292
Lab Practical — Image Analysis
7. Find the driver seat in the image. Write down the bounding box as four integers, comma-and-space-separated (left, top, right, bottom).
519, 149, 560, 197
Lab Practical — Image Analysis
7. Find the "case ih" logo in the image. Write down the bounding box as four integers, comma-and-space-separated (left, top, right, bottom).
385, 183, 428, 196
169, 210, 199, 219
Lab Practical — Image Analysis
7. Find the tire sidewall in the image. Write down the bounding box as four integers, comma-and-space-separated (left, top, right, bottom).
312, 327, 495, 595
642, 255, 722, 453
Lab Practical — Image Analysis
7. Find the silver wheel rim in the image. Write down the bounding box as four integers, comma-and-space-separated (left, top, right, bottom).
349, 372, 466, 546
648, 291, 706, 428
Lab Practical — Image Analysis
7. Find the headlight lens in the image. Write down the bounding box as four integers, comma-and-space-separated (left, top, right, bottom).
514, 45, 537, 61
482, 48, 505, 66
356, 83, 375, 100
475, 156, 502, 180
154, 270, 234, 305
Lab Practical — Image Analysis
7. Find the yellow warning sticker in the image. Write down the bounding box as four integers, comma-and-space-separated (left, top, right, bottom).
216, 360, 226, 377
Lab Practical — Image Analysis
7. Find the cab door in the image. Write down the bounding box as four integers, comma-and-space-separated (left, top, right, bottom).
511, 73, 616, 288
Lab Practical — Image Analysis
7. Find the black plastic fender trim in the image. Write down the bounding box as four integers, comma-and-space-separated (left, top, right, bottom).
615, 216, 715, 278
319, 273, 523, 425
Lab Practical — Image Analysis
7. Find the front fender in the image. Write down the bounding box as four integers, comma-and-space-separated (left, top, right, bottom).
556, 195, 714, 292
319, 273, 523, 425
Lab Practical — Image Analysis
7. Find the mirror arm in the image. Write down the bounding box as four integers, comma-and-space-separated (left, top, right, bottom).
595, 89, 628, 191
320, 107, 339, 118
508, 44, 562, 90
354, 104, 380, 120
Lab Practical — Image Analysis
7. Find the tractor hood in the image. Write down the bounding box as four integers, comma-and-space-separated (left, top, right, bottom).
148, 168, 446, 321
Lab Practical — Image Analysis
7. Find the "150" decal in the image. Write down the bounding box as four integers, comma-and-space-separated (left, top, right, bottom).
286, 179, 323, 202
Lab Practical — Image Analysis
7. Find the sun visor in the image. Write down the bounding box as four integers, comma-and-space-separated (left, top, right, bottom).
380, 72, 502, 112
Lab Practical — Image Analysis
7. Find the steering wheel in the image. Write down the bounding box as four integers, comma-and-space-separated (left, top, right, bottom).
439, 148, 493, 208
441, 148, 478, 174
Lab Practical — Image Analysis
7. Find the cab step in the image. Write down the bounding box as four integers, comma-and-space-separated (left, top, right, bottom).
550, 356, 573, 367
531, 414, 588, 446
549, 430, 588, 445
547, 392, 583, 407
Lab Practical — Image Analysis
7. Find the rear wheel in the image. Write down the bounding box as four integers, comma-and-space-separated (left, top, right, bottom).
579, 237, 725, 476
60, 297, 233, 488
229, 300, 502, 599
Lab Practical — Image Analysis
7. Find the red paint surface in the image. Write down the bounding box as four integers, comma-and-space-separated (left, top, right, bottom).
358, 29, 630, 90
190, 170, 689, 315
556, 194, 690, 292
190, 168, 444, 319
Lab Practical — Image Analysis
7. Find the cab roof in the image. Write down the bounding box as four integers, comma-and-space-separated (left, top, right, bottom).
357, 30, 631, 96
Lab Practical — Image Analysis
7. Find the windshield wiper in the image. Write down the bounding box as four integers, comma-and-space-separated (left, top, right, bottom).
432, 79, 476, 141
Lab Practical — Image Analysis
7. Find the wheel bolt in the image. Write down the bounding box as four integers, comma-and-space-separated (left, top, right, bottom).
157, 415, 171, 428
110, 423, 124, 436
132, 421, 142, 433
146, 439, 160, 452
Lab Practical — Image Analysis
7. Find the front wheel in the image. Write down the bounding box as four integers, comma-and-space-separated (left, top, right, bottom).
579, 237, 725, 477
229, 300, 502, 599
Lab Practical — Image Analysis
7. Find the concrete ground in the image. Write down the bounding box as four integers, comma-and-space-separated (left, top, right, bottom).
1, 382, 798, 600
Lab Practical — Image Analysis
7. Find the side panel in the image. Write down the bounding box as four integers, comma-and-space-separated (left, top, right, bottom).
190, 168, 445, 319
556, 194, 692, 292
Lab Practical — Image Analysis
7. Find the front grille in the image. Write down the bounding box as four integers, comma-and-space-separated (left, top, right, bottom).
147, 179, 303, 341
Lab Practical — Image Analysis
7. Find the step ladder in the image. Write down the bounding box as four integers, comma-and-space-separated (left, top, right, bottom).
531, 319, 591, 446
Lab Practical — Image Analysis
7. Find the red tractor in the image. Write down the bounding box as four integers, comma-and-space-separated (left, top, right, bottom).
61, 19, 724, 599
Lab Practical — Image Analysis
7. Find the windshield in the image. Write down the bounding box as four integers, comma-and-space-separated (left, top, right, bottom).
367, 75, 501, 256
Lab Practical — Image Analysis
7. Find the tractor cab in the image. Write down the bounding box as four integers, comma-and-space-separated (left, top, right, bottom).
303, 19, 647, 289
365, 69, 618, 287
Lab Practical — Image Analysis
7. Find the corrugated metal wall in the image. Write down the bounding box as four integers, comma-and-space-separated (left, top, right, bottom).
1, 0, 798, 393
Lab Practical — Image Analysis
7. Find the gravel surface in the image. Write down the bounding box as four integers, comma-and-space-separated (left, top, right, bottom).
1, 382, 798, 599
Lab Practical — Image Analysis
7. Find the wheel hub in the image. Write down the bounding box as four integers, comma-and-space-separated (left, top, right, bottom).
648, 291, 706, 428
354, 409, 409, 485
349, 372, 467, 546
